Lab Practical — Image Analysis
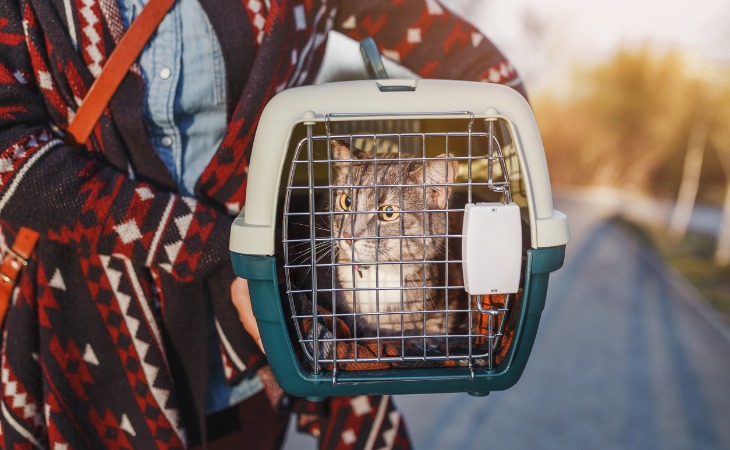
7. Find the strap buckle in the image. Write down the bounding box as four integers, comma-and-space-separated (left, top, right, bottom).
0, 247, 28, 284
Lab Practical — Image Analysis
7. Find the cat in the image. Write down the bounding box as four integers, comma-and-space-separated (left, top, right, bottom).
328, 139, 467, 341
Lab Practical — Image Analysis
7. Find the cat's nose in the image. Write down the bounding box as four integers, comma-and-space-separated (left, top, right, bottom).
341, 232, 353, 246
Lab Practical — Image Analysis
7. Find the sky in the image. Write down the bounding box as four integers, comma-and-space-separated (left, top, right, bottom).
318, 0, 729, 93
442, 0, 730, 91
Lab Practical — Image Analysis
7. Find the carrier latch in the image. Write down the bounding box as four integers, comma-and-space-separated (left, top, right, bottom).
462, 202, 522, 295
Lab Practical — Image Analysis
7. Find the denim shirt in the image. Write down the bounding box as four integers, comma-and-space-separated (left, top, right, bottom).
119, 0, 223, 196
117, 0, 263, 412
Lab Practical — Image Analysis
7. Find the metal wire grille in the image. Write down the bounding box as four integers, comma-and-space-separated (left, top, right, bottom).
281, 113, 522, 376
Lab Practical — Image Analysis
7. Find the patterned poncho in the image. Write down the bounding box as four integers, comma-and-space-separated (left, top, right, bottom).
0, 0, 523, 447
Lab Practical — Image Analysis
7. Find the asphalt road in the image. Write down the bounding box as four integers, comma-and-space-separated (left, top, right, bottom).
284, 194, 730, 449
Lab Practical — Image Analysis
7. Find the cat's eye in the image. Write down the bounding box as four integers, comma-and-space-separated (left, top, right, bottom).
339, 193, 352, 211
379, 205, 400, 221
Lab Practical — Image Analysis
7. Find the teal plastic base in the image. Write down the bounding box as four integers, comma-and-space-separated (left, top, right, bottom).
231, 246, 565, 398
468, 391, 490, 397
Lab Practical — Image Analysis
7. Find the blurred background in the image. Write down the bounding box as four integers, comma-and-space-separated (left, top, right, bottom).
446, 0, 730, 324
286, 1, 730, 448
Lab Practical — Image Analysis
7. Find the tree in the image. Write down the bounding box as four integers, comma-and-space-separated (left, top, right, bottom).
710, 109, 730, 266
668, 119, 709, 241
536, 47, 717, 200
713, 133, 730, 266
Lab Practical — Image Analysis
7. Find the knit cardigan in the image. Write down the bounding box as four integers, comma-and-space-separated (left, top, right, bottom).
0, 0, 523, 447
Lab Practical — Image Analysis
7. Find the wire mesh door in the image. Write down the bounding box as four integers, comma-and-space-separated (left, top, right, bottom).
281, 113, 524, 381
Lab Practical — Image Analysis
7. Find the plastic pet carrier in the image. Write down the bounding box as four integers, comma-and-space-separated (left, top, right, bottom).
230, 79, 569, 398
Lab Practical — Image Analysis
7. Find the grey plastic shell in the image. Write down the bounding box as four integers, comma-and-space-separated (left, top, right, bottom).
230, 79, 569, 256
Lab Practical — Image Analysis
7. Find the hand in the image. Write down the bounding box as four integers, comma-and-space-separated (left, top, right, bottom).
230, 277, 265, 354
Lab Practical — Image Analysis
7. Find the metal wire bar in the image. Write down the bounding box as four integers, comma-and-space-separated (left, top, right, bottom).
283, 114, 519, 372
305, 123, 321, 374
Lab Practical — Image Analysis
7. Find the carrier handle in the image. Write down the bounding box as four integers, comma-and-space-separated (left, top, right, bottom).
359, 37, 389, 80
360, 38, 416, 91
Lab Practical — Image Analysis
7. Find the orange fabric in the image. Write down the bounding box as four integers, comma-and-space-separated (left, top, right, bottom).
297, 292, 518, 372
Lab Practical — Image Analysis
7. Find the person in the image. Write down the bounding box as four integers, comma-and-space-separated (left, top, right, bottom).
0, 0, 525, 448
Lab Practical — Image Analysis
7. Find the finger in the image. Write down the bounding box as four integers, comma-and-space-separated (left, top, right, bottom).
231, 277, 266, 354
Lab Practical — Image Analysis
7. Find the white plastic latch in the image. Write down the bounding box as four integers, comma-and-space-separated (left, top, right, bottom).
461, 202, 522, 295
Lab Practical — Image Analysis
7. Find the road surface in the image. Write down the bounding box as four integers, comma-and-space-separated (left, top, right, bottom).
283, 193, 730, 449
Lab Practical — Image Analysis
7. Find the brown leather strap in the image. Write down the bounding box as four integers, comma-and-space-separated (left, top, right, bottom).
0, 227, 40, 325
1, 1, 173, 325
1, 0, 175, 324
65, 0, 176, 145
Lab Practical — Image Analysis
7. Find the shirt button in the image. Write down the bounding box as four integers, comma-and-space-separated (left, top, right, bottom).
159, 67, 172, 80
161, 136, 173, 147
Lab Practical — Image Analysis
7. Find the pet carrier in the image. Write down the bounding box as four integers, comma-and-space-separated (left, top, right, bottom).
230, 79, 569, 398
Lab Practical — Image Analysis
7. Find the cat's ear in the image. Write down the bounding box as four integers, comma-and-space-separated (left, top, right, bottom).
418, 153, 459, 208
330, 140, 365, 161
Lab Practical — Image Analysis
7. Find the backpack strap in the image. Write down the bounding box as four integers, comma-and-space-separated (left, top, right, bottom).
66, 0, 176, 144
0, 227, 40, 325
0, 0, 176, 323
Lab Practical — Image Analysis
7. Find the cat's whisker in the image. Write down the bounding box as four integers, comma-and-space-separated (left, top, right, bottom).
292, 244, 334, 269
286, 221, 333, 235
374, 247, 404, 264
287, 241, 329, 256
296, 254, 336, 288
291, 251, 333, 268
287, 244, 333, 266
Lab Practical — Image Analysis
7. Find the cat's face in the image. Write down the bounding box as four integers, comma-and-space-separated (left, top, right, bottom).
329, 140, 458, 268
